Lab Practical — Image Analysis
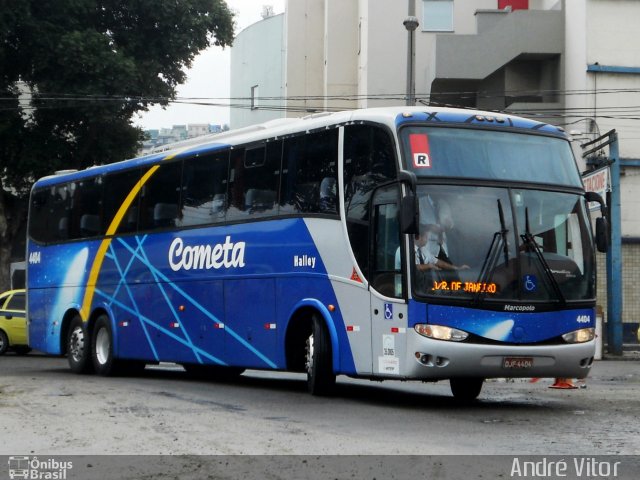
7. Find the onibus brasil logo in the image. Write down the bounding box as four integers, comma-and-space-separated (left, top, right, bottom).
8, 456, 73, 480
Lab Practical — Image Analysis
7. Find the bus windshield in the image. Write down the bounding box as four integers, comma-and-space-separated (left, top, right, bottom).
400, 126, 582, 187
411, 185, 595, 303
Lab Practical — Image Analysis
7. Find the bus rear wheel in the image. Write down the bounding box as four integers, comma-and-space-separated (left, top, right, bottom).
91, 315, 119, 376
305, 315, 335, 396
450, 377, 484, 401
67, 316, 93, 374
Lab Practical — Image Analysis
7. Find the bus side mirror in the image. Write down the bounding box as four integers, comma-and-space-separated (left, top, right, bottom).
595, 216, 609, 253
584, 191, 608, 253
398, 170, 418, 235
585, 191, 606, 216
401, 192, 418, 235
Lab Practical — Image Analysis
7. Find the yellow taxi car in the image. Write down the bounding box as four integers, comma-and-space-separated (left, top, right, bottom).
0, 289, 30, 355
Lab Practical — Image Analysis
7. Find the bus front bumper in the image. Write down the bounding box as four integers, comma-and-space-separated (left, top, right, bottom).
405, 332, 596, 380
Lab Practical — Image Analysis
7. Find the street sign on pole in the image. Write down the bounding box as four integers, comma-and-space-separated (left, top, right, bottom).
582, 166, 610, 211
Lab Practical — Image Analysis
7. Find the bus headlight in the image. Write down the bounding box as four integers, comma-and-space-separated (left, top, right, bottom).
562, 328, 595, 344
414, 324, 468, 342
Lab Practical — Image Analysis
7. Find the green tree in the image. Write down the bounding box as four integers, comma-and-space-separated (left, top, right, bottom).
0, 0, 234, 290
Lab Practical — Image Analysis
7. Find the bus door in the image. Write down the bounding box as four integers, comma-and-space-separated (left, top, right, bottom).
369, 185, 408, 377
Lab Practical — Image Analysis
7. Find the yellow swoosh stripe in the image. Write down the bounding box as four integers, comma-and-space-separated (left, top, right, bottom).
80, 149, 188, 321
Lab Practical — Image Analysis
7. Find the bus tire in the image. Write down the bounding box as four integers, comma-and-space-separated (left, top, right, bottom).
305, 315, 335, 396
91, 315, 119, 376
67, 316, 93, 374
450, 377, 484, 401
0, 330, 8, 355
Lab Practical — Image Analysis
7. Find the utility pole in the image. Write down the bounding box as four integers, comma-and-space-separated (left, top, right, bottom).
404, 0, 419, 106
583, 130, 623, 356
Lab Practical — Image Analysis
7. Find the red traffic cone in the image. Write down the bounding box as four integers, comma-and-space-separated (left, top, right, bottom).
549, 378, 578, 389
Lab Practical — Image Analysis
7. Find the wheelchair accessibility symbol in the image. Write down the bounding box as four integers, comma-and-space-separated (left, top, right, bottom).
524, 275, 537, 292
384, 303, 393, 320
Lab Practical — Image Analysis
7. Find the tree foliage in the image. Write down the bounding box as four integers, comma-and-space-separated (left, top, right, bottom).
0, 0, 235, 289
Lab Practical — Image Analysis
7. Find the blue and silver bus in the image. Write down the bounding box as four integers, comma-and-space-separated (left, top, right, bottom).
26, 107, 607, 400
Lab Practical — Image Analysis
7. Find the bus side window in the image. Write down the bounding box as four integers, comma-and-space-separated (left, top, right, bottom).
280, 129, 338, 215
28, 189, 51, 243
72, 177, 103, 238
138, 161, 183, 231
343, 124, 397, 280
371, 188, 403, 298
227, 148, 247, 221
51, 185, 72, 241
239, 141, 281, 218
102, 169, 142, 235
180, 151, 229, 226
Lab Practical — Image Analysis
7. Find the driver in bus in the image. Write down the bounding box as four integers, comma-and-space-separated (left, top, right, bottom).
395, 224, 468, 286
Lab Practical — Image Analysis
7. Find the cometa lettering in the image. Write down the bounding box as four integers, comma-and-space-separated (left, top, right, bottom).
168, 236, 246, 271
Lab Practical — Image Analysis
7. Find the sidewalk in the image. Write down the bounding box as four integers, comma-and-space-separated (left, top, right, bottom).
602, 349, 640, 361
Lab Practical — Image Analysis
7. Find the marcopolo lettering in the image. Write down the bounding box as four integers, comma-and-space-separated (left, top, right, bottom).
169, 236, 246, 271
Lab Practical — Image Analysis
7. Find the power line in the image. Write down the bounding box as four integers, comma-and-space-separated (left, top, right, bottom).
4, 87, 640, 123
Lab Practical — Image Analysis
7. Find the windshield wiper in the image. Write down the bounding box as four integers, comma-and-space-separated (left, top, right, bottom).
474, 199, 509, 306
520, 207, 566, 304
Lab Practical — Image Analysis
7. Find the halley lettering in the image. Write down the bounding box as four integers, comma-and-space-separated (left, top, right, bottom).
169, 236, 246, 271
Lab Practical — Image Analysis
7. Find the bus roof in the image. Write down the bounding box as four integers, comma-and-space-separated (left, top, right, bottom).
33, 106, 567, 189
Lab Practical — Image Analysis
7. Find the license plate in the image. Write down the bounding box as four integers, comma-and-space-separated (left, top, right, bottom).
503, 357, 534, 369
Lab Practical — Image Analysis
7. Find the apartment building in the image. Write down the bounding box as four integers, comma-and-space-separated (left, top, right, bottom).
230, 0, 640, 339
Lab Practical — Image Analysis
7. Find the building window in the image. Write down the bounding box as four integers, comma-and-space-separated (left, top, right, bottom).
422, 0, 454, 32
251, 85, 259, 110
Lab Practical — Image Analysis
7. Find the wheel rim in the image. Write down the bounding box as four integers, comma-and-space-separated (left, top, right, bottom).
69, 326, 85, 362
305, 333, 315, 375
95, 327, 110, 365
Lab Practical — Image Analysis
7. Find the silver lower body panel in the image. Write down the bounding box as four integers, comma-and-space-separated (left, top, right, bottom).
404, 332, 595, 380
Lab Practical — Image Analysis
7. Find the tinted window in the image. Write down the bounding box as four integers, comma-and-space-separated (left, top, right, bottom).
400, 127, 582, 187
243, 142, 281, 218
280, 129, 338, 215
343, 124, 397, 278
31, 179, 104, 241
180, 151, 229, 226
139, 161, 183, 231
227, 148, 247, 221
29, 189, 50, 243
102, 169, 141, 234
70, 177, 103, 238
371, 186, 403, 298
50, 185, 73, 241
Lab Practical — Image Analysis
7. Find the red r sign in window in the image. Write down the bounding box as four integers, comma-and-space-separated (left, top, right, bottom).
498, 0, 529, 11
409, 133, 432, 168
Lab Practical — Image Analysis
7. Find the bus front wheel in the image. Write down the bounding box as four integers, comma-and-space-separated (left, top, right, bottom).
305, 315, 335, 396
91, 315, 118, 376
67, 316, 93, 374
450, 377, 484, 401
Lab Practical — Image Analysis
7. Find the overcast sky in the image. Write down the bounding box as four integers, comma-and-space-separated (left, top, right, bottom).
134, 0, 285, 131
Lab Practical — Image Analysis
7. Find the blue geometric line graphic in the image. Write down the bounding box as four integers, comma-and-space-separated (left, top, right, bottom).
116, 237, 277, 368
107, 234, 149, 305
134, 236, 203, 364
107, 242, 160, 361
95, 289, 225, 365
